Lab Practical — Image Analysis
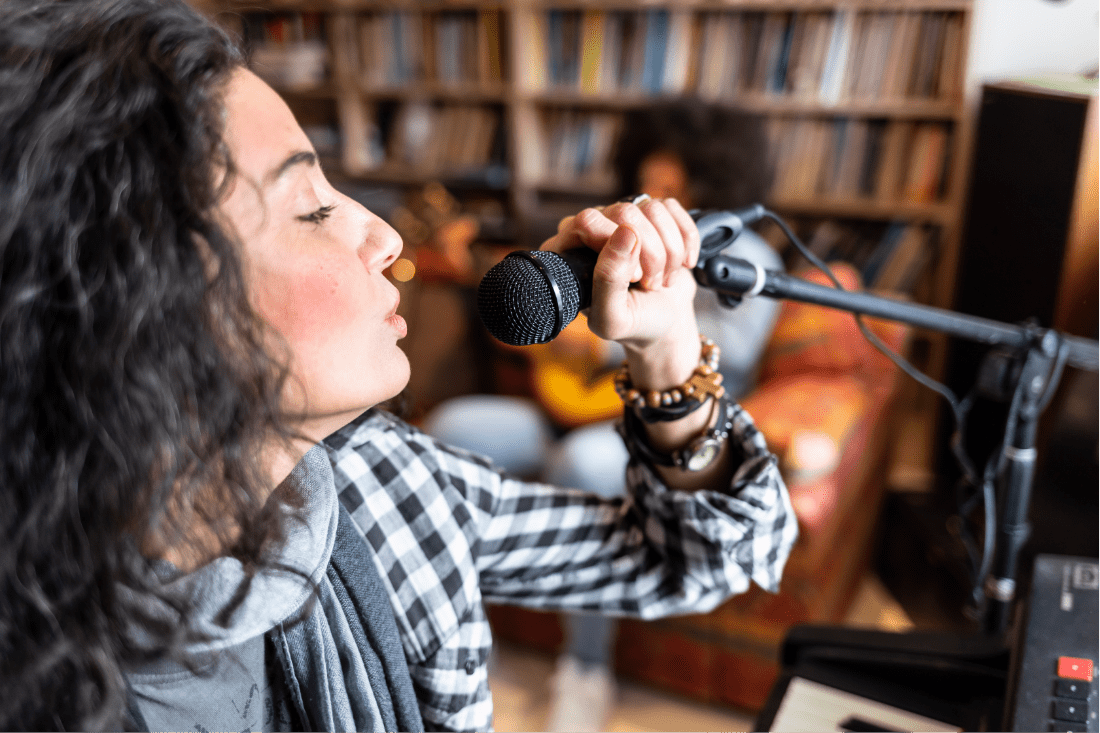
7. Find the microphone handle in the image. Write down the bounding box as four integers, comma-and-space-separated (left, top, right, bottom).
559, 246, 598, 313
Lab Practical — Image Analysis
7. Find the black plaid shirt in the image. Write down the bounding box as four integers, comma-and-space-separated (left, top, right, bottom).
323, 404, 796, 732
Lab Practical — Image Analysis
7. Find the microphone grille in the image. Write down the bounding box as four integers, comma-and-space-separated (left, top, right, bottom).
477, 250, 581, 345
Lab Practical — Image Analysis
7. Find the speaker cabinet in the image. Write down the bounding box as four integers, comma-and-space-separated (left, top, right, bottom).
953, 78, 1097, 339
938, 77, 1098, 558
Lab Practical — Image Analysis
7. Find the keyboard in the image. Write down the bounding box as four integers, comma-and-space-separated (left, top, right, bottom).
1010, 555, 1098, 732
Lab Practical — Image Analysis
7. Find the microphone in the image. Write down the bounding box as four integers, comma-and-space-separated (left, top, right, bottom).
477, 205, 767, 346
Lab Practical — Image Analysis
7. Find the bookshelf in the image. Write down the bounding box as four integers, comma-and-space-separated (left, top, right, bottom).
194, 0, 975, 479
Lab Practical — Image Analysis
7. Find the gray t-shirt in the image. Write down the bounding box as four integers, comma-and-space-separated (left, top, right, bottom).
128, 445, 348, 733
128, 635, 283, 733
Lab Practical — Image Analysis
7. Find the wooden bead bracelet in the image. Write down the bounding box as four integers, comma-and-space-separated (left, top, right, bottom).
613, 336, 726, 423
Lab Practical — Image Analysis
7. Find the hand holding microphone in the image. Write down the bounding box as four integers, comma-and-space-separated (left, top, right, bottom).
477, 202, 765, 347
478, 196, 705, 425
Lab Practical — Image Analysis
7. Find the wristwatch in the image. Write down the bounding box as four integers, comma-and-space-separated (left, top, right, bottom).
619, 395, 735, 472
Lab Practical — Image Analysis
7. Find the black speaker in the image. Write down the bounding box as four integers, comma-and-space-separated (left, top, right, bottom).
938, 77, 1098, 560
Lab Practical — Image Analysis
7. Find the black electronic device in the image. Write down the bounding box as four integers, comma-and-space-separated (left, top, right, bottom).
753, 627, 1010, 732
1007, 554, 1099, 732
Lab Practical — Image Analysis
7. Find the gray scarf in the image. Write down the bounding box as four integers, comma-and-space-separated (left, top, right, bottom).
126, 446, 423, 732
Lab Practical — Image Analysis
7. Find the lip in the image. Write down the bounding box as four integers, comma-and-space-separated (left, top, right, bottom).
385, 291, 406, 337
387, 312, 407, 338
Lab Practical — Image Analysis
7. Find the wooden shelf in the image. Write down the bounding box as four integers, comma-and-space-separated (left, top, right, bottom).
510, 0, 970, 10
201, 0, 975, 322
333, 163, 510, 188
769, 196, 954, 223
218, 0, 506, 9
524, 91, 961, 119
360, 81, 509, 102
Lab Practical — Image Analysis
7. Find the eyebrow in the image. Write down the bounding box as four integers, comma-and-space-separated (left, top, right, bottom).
265, 150, 317, 185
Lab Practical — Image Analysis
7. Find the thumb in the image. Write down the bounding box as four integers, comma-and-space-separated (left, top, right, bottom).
592, 224, 638, 290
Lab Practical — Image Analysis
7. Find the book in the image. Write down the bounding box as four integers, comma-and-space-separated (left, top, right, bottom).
681, 13, 704, 92
640, 9, 669, 94
901, 122, 950, 203
585, 113, 622, 187
842, 12, 876, 100
514, 104, 545, 181
598, 11, 624, 94
696, 12, 743, 99
784, 118, 832, 197
521, 10, 548, 91
547, 9, 582, 88
881, 11, 921, 99
819, 118, 849, 195
872, 225, 933, 293
873, 120, 913, 201
378, 12, 420, 86
749, 11, 785, 93
578, 10, 606, 94
389, 101, 434, 169
831, 118, 871, 197
338, 95, 379, 174
462, 13, 480, 85
936, 12, 965, 100
435, 14, 461, 86
662, 9, 694, 93
909, 12, 947, 98
860, 220, 908, 283
784, 12, 820, 97
739, 12, 766, 95
618, 12, 648, 93
330, 13, 357, 82
860, 119, 889, 196
478, 9, 502, 84
819, 9, 855, 104
769, 13, 796, 94
853, 12, 896, 100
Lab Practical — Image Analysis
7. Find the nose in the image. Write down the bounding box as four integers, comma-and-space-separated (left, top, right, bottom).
355, 205, 403, 273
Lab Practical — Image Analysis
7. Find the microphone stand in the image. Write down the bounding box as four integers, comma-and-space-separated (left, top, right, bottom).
700, 254, 1099, 730
695, 254, 1100, 636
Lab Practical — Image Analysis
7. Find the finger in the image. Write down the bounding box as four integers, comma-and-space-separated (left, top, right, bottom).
542, 207, 618, 254
600, 202, 666, 290
663, 198, 701, 268
589, 224, 640, 340
638, 198, 687, 287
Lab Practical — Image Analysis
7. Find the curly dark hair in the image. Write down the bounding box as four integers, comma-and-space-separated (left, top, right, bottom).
614, 100, 775, 210
0, 1, 298, 728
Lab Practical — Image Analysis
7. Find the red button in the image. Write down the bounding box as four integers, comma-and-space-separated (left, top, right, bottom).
1057, 657, 1094, 681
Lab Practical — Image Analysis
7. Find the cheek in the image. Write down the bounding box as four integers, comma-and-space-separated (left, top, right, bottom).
252, 256, 364, 347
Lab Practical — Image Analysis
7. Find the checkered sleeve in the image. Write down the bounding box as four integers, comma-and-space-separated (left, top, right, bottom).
325, 405, 795, 731
471, 401, 798, 617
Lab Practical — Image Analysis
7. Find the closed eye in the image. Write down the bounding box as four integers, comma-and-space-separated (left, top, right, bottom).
298, 204, 336, 225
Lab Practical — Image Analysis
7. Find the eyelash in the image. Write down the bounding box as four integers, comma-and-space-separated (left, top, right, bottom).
299, 204, 336, 225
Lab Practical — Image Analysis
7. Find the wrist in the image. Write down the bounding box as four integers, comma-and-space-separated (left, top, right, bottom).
620, 314, 702, 393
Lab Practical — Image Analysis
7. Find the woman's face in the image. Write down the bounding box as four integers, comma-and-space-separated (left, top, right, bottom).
638, 150, 692, 208
218, 69, 409, 442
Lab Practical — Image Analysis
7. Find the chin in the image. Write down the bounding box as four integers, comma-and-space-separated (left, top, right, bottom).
372, 352, 412, 408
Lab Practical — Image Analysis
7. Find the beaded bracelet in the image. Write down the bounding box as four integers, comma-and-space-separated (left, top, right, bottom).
613, 336, 726, 423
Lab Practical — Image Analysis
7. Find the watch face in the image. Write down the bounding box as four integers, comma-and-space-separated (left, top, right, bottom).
684, 438, 720, 471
